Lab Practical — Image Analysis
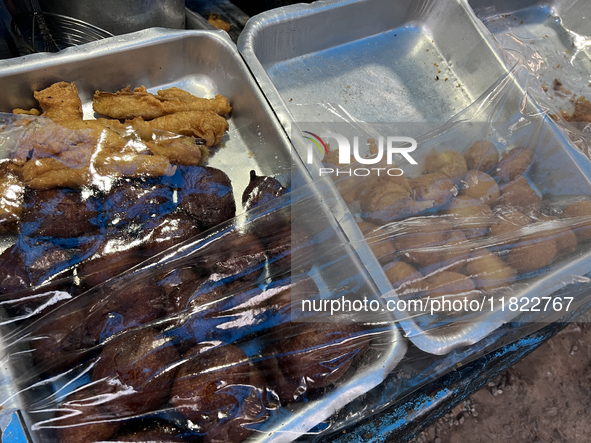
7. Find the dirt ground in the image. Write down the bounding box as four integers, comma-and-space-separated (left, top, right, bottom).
409, 321, 591, 443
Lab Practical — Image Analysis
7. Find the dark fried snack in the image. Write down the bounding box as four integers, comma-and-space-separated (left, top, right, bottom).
265, 223, 315, 276
0, 245, 31, 294
110, 419, 187, 442
258, 323, 369, 405
141, 212, 200, 256
21, 188, 100, 238
494, 146, 534, 183
92, 328, 179, 416
170, 344, 267, 442
53, 387, 121, 443
424, 150, 467, 181
460, 170, 500, 206
242, 170, 286, 212
463, 140, 499, 172
176, 166, 236, 231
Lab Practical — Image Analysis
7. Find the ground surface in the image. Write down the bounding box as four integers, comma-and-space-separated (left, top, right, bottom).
409, 322, 591, 443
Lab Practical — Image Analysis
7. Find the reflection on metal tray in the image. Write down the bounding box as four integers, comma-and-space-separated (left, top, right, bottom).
0, 29, 407, 442
467, 0, 591, 117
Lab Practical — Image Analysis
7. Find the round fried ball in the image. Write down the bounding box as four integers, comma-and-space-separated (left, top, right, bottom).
409, 173, 455, 207
141, 212, 200, 256
418, 271, 475, 299
460, 170, 500, 206
424, 150, 467, 181
504, 230, 557, 273
463, 140, 499, 172
494, 146, 534, 183
444, 196, 495, 238
358, 221, 396, 264
383, 260, 422, 298
496, 176, 541, 217
562, 200, 591, 241
536, 214, 577, 258
393, 226, 448, 268
242, 170, 286, 211
489, 210, 530, 239
466, 249, 517, 290
440, 230, 473, 272
92, 328, 179, 416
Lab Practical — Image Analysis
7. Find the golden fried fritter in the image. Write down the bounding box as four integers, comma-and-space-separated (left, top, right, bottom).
93, 86, 232, 119
128, 111, 228, 147
494, 146, 534, 183
33, 81, 83, 121
460, 170, 500, 206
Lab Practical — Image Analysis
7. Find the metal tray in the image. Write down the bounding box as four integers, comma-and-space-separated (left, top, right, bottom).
467, 0, 591, 117
238, 0, 591, 354
0, 29, 407, 442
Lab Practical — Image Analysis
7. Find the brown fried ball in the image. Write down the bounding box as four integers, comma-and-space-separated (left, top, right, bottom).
496, 176, 541, 217
92, 328, 179, 416
440, 230, 473, 272
21, 188, 99, 238
383, 260, 422, 298
494, 146, 534, 183
536, 215, 577, 258
504, 230, 557, 273
444, 196, 495, 238
170, 344, 267, 441
392, 219, 454, 268
418, 271, 475, 299
361, 176, 412, 218
265, 223, 315, 276
335, 173, 378, 204
465, 249, 517, 290
460, 170, 500, 206
562, 200, 591, 241
0, 245, 30, 294
242, 170, 286, 212
358, 221, 396, 264
257, 323, 369, 405
424, 150, 467, 181
161, 266, 208, 315
488, 211, 530, 240
409, 173, 455, 207
463, 140, 499, 172
53, 387, 121, 443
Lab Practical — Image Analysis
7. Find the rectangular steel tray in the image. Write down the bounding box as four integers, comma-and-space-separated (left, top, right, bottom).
467, 0, 591, 118
0, 29, 407, 442
238, 0, 591, 354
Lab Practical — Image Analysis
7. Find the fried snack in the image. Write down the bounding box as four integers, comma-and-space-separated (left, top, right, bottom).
496, 176, 541, 217
488, 211, 530, 241
93, 86, 232, 119
465, 249, 517, 290
562, 200, 591, 241
494, 146, 534, 183
170, 344, 267, 442
258, 323, 368, 404
358, 221, 397, 264
0, 245, 31, 294
111, 420, 187, 442
393, 219, 454, 268
440, 230, 473, 271
504, 230, 557, 273
53, 387, 121, 443
21, 188, 99, 238
536, 215, 577, 258
460, 170, 500, 206
242, 170, 287, 212
424, 150, 467, 181
383, 260, 422, 297
418, 271, 475, 299
0, 173, 24, 233
141, 212, 200, 256
409, 173, 455, 207
33, 81, 83, 121
265, 224, 315, 276
444, 196, 495, 238
463, 140, 499, 172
